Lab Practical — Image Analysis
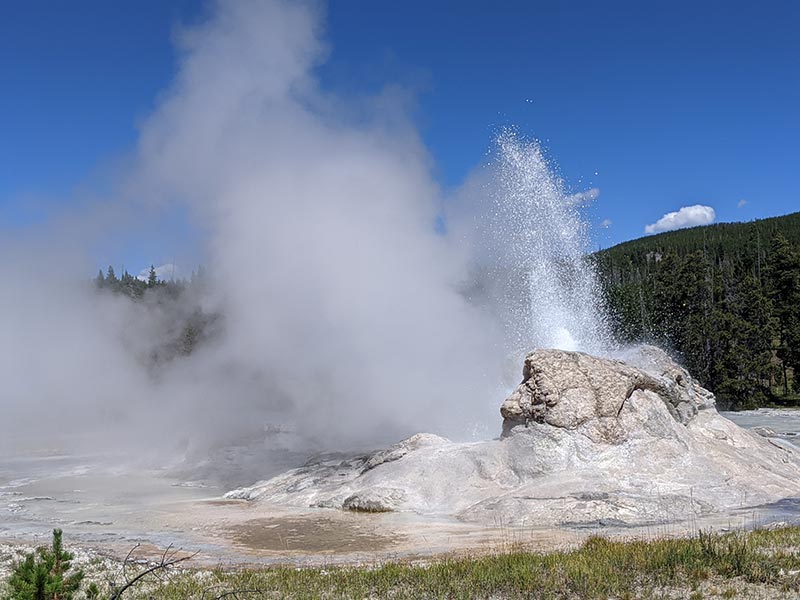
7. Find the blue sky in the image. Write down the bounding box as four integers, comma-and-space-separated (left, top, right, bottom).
1, 0, 798, 268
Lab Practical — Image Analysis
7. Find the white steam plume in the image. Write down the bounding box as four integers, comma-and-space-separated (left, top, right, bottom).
131, 0, 506, 447
0, 1, 611, 469
1, 0, 504, 455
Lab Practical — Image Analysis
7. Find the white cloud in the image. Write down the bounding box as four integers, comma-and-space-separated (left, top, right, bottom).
600, 218, 612, 228
644, 205, 716, 234
737, 199, 747, 208
137, 263, 179, 282
566, 187, 600, 206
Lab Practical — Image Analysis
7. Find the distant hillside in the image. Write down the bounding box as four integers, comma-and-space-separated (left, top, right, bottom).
597, 212, 800, 279
594, 212, 800, 409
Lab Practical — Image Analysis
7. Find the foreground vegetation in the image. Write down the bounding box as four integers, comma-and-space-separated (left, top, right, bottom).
4, 527, 800, 599
595, 211, 800, 409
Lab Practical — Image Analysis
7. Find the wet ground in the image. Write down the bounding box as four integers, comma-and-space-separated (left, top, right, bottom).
722, 408, 800, 441
1, 409, 799, 565
228, 514, 405, 554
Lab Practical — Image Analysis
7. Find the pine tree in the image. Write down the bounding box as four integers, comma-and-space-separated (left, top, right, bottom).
105, 266, 118, 292
767, 233, 800, 393
708, 273, 776, 408
147, 265, 157, 288
649, 251, 714, 381
4, 529, 85, 600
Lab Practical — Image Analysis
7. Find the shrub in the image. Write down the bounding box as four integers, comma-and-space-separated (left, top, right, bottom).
4, 529, 85, 600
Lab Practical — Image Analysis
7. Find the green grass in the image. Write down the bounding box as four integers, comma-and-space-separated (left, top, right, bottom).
99, 526, 800, 599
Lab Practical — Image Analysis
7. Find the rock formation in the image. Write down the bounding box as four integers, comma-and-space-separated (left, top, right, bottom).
227, 346, 800, 527
500, 347, 715, 440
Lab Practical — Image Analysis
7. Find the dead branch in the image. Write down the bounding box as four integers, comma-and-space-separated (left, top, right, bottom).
109, 543, 197, 600
199, 587, 268, 600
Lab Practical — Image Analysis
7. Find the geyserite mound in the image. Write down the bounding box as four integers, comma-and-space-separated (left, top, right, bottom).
227, 346, 800, 527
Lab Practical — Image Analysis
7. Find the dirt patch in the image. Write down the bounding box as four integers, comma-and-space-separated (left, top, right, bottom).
229, 515, 405, 553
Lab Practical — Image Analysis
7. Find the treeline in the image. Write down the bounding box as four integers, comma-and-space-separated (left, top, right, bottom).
94, 265, 205, 300
595, 212, 800, 409
93, 264, 219, 362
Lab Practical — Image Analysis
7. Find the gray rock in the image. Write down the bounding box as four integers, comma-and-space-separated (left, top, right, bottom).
343, 487, 407, 512
500, 346, 712, 439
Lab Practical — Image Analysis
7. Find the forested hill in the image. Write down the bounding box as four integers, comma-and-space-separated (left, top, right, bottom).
598, 212, 800, 266
594, 211, 800, 409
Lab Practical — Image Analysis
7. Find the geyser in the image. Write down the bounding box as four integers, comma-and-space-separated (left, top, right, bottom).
0, 0, 615, 463
488, 130, 612, 357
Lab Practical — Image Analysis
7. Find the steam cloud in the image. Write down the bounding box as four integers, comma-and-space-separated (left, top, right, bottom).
0, 0, 606, 468
0, 0, 504, 459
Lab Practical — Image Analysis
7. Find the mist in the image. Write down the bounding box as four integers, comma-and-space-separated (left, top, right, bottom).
0, 0, 605, 469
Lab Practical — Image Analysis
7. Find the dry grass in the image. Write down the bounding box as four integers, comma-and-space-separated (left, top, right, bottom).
76, 526, 800, 599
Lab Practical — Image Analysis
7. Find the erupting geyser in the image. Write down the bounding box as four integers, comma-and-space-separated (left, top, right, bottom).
484, 130, 612, 357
